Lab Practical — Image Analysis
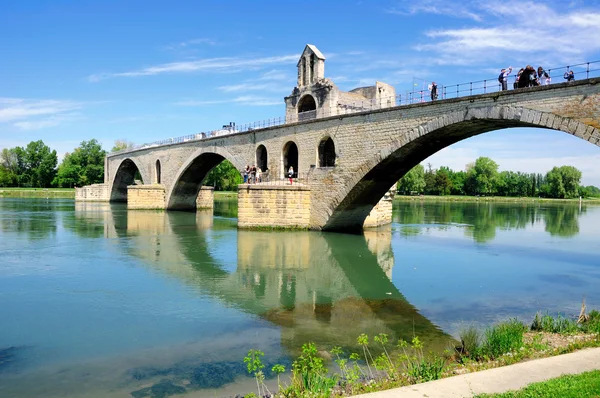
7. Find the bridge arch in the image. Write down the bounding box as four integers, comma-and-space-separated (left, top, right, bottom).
318, 136, 336, 167
110, 158, 147, 202
323, 105, 600, 232
282, 141, 299, 179
167, 146, 244, 210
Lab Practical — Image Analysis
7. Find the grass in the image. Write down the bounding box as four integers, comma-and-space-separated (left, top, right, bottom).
0, 187, 75, 198
474, 370, 600, 397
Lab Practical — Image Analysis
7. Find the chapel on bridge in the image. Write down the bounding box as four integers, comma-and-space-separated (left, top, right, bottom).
284, 44, 396, 123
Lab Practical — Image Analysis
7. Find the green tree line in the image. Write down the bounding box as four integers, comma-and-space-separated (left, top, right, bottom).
0, 138, 241, 190
0, 139, 107, 188
397, 157, 600, 199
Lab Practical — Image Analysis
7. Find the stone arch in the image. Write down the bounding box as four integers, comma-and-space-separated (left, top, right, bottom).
282, 141, 299, 179
167, 146, 244, 210
110, 158, 146, 202
256, 144, 268, 173
318, 136, 336, 167
155, 159, 162, 184
322, 106, 600, 232
298, 94, 316, 113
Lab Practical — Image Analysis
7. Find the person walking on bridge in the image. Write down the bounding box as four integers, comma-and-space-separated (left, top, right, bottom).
499, 66, 513, 91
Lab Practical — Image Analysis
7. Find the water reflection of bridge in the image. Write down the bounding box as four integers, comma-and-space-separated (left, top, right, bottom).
72, 202, 449, 353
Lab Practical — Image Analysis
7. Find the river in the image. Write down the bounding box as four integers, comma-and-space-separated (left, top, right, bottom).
0, 198, 599, 397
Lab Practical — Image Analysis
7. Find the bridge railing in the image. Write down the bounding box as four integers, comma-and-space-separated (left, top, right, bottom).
110, 60, 600, 156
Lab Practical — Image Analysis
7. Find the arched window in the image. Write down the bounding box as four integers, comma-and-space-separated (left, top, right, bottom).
155, 159, 161, 184
298, 95, 316, 112
318, 137, 336, 167
283, 141, 299, 179
256, 145, 268, 173
297, 95, 317, 122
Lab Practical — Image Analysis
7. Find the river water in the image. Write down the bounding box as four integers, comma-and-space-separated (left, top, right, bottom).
1, 198, 599, 397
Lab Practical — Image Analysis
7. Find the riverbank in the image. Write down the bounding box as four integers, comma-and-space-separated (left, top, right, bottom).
395, 194, 600, 204
238, 310, 600, 398
0, 188, 75, 198
355, 348, 600, 398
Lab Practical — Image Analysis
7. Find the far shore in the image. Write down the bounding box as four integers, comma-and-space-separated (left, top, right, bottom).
395, 194, 600, 204
2, 188, 600, 204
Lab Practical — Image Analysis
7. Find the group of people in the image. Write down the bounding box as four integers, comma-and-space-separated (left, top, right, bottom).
242, 165, 295, 184
243, 165, 262, 184
499, 66, 575, 91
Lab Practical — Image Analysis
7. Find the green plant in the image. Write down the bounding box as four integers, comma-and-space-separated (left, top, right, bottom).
459, 325, 481, 359
480, 319, 525, 359
272, 364, 286, 391
397, 336, 446, 383
289, 342, 336, 396
243, 349, 269, 397
357, 333, 376, 379
374, 333, 396, 377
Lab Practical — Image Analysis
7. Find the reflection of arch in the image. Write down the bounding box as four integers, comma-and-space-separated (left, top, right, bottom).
167, 147, 244, 210
256, 145, 268, 173
318, 136, 336, 167
110, 158, 144, 202
155, 159, 161, 184
282, 141, 299, 179
324, 107, 600, 232
298, 95, 316, 113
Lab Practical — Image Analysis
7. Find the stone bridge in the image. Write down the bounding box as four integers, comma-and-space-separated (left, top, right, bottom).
78, 77, 600, 232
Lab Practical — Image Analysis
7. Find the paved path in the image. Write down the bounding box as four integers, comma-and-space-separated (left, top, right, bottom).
354, 347, 600, 397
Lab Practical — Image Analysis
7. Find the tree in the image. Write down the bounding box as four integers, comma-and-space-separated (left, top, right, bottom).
0, 147, 25, 186
204, 160, 242, 191
54, 140, 107, 188
22, 140, 57, 187
397, 164, 425, 195
543, 166, 582, 198
466, 157, 499, 195
435, 166, 453, 195
111, 140, 134, 153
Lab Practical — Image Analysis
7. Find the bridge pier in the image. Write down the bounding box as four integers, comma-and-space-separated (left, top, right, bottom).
363, 184, 396, 228
238, 184, 312, 229
196, 186, 214, 209
237, 183, 395, 230
127, 184, 166, 209
75, 183, 111, 202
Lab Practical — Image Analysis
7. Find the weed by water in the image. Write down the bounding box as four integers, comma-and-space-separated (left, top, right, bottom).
531, 312, 579, 334
479, 319, 525, 360
458, 326, 481, 359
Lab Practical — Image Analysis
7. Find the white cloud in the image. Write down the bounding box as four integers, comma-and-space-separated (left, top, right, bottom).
386, 1, 600, 66
0, 98, 82, 130
175, 95, 280, 107
89, 54, 299, 82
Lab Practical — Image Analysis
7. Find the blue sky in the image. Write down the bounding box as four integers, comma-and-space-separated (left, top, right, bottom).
2, 0, 600, 185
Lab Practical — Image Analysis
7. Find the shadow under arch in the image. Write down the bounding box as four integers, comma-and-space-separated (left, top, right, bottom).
110, 158, 145, 202
324, 107, 600, 232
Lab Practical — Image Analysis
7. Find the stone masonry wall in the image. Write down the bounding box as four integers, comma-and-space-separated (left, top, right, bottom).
196, 186, 214, 209
127, 185, 166, 210
75, 183, 110, 201
238, 185, 311, 229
